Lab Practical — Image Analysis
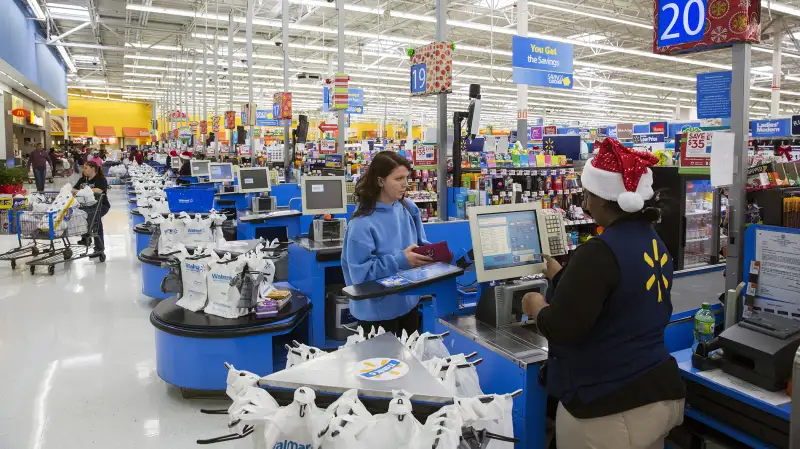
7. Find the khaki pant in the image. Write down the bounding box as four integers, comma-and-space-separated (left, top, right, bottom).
556, 399, 685, 449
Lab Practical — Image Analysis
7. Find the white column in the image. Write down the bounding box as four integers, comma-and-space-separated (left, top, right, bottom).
407, 97, 412, 150
247, 0, 255, 164
516, 0, 528, 148
436, 0, 448, 218
282, 0, 291, 165
771, 34, 782, 118
336, 0, 345, 153
193, 54, 198, 148
674, 94, 680, 120
228, 12, 234, 111
63, 109, 69, 148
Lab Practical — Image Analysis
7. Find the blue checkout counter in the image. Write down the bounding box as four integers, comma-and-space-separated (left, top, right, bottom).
150, 283, 310, 394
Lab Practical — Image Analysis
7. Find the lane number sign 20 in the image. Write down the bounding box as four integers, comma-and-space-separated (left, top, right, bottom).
657, 0, 707, 47
411, 63, 427, 94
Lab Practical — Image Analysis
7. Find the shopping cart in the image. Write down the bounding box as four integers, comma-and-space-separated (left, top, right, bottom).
0, 192, 60, 269
22, 194, 107, 275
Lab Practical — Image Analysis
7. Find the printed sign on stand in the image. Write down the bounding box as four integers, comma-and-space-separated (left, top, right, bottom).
605, 126, 617, 138
511, 37, 574, 89
413, 144, 437, 166
650, 122, 667, 134
320, 140, 337, 154
696, 72, 732, 119
616, 123, 633, 139
633, 133, 666, 152
680, 131, 713, 174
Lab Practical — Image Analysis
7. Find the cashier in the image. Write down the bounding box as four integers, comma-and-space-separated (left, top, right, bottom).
522, 139, 686, 449
342, 151, 432, 335
178, 150, 192, 176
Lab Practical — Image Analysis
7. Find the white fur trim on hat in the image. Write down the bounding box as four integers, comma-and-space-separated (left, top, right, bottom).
581, 158, 654, 212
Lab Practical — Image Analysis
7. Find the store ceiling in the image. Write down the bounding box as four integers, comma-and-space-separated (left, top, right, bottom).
31, 0, 800, 126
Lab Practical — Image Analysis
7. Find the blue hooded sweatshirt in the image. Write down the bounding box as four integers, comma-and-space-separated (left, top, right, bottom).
341, 199, 430, 321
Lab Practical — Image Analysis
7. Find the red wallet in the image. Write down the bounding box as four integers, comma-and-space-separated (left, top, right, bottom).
412, 241, 453, 263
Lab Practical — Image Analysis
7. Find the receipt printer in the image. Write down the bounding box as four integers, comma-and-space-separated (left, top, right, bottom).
309, 218, 346, 242
475, 278, 548, 328
719, 312, 800, 391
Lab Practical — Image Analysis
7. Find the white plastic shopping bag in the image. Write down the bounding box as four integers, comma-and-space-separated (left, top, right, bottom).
154, 214, 183, 254
75, 185, 96, 206
261, 387, 327, 449
454, 395, 514, 449
204, 253, 248, 319
360, 392, 421, 449
225, 364, 262, 400
175, 248, 211, 312
182, 214, 214, 245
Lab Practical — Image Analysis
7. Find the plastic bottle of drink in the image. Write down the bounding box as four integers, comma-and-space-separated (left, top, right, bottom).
693, 302, 715, 351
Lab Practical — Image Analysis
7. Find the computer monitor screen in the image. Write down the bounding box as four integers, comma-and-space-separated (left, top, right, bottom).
237, 167, 271, 193
190, 160, 211, 177
209, 163, 234, 182
171, 158, 181, 169
469, 203, 546, 282
301, 176, 347, 215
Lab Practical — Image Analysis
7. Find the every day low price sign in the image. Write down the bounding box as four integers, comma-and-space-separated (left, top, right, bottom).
511, 36, 573, 89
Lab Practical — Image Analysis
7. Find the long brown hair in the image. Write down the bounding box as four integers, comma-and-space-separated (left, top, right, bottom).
352, 151, 412, 218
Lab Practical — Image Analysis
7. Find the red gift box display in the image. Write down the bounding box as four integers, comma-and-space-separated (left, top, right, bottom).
410, 42, 453, 96
653, 0, 761, 54
225, 111, 236, 130
273, 92, 293, 120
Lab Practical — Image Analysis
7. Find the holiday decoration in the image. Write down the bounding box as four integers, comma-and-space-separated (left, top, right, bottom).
272, 92, 293, 119
653, 0, 761, 54
581, 138, 659, 213
225, 111, 236, 130
409, 41, 453, 97
200, 120, 208, 135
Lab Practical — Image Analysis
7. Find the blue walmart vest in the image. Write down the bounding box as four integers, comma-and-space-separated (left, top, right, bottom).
545, 219, 674, 404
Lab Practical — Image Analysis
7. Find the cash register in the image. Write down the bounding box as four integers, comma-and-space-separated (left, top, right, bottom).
301, 175, 348, 242
467, 203, 570, 329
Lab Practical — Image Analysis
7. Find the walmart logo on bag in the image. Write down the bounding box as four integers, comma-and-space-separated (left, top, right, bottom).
273, 441, 311, 449
185, 263, 204, 272
211, 273, 232, 282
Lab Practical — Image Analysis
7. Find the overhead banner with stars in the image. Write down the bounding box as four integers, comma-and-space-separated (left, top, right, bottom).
511, 36, 573, 89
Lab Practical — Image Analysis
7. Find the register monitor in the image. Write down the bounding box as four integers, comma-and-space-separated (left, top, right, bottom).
190, 160, 211, 177
237, 167, 271, 193
301, 176, 348, 215
209, 163, 234, 182
468, 203, 568, 283
170, 158, 181, 169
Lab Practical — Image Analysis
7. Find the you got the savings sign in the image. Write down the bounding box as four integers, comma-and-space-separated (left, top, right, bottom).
511, 37, 574, 89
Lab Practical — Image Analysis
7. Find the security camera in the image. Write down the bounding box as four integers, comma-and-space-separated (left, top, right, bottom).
275, 42, 283, 47
326, 0, 334, 3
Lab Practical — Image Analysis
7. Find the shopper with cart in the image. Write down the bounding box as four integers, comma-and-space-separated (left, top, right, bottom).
72, 161, 111, 252
522, 139, 685, 449
27, 143, 53, 193
341, 151, 433, 336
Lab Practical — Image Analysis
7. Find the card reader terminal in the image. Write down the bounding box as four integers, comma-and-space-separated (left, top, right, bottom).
475, 278, 549, 329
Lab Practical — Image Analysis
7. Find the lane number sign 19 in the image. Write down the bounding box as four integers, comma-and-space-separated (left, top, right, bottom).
411, 63, 427, 94
657, 0, 707, 47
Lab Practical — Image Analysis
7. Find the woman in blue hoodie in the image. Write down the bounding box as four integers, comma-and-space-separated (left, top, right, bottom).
341, 151, 433, 335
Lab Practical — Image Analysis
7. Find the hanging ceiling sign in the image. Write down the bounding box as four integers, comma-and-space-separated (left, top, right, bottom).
211, 116, 220, 133
653, 0, 761, 55
225, 111, 236, 129
409, 42, 453, 97
511, 36, 573, 89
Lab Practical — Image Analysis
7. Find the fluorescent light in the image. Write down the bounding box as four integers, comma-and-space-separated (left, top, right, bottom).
55, 45, 77, 73
389, 11, 436, 22
123, 72, 163, 78
125, 43, 183, 52
765, 2, 800, 18
567, 33, 608, 43
79, 79, 106, 85
47, 3, 91, 21
25, 0, 45, 20
536, 3, 652, 29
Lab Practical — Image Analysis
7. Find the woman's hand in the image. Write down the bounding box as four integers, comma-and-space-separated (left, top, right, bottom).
522, 292, 548, 320
403, 245, 433, 268
542, 254, 562, 280
71, 189, 78, 195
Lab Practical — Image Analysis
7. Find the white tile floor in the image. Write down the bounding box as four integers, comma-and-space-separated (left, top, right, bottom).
0, 182, 236, 449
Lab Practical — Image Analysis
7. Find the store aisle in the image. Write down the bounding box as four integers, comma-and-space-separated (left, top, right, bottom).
0, 186, 227, 449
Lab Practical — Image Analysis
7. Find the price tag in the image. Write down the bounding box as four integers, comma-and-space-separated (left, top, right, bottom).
548, 190, 554, 195
538, 190, 545, 196
501, 169, 508, 175
524, 170, 531, 176
480, 168, 488, 174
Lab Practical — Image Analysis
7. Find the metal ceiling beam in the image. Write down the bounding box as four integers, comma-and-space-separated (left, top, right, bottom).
46, 21, 92, 44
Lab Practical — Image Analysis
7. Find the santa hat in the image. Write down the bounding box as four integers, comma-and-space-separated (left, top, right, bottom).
180, 151, 193, 160
581, 138, 659, 213
169, 150, 178, 158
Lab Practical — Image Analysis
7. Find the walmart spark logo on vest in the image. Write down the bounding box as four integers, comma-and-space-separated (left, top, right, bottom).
644, 239, 669, 302
273, 441, 311, 449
